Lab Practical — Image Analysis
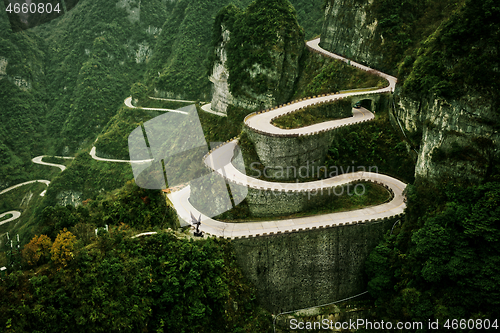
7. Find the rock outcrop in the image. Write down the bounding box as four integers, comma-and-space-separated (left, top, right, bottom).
320, 0, 499, 184
320, 0, 382, 69
209, 0, 305, 115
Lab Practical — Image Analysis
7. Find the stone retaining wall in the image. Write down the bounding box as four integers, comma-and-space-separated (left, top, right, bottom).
231, 216, 400, 313
245, 179, 392, 217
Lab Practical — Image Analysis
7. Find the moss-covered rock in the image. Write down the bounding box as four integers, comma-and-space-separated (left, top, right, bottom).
209, 0, 305, 113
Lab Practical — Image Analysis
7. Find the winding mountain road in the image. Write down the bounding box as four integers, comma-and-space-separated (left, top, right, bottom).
166, 38, 405, 238
89, 146, 153, 164
2, 37, 405, 240
0, 156, 72, 225
124, 96, 189, 114
31, 155, 74, 172
2, 36, 405, 243
0, 211, 21, 226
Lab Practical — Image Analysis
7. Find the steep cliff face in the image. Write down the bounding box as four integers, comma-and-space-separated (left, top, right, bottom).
397, 93, 499, 183
209, 0, 305, 114
321, 0, 382, 69
321, 0, 500, 184
209, 25, 234, 114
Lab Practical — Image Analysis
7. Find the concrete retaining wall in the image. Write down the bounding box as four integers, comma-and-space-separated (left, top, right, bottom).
245, 180, 388, 217
246, 129, 333, 181
231, 217, 397, 313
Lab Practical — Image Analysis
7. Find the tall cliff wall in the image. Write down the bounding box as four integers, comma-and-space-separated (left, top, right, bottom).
320, 0, 383, 70
208, 0, 305, 114
320, 0, 500, 184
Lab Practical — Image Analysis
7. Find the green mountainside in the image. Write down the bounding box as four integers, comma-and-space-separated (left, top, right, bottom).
0, 1, 326, 330
0, 8, 49, 189
362, 0, 500, 324
0, 0, 498, 330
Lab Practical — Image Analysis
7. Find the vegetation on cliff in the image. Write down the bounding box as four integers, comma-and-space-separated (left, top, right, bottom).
402, 0, 499, 100
4, 0, 497, 329
365, 180, 500, 325
292, 49, 387, 99
367, 0, 499, 101
210, 0, 305, 104
352, 0, 500, 325
327, 106, 416, 184
272, 99, 352, 129
0, 8, 49, 189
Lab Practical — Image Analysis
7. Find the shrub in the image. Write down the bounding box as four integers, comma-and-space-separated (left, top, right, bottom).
51, 228, 77, 267
21, 235, 53, 267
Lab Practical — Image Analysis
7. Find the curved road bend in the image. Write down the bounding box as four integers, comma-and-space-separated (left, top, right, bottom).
90, 97, 193, 162
168, 38, 405, 238
32, 155, 74, 172
201, 103, 227, 117
149, 96, 196, 103
1, 156, 72, 224
89, 146, 153, 164
0, 211, 21, 226
124, 97, 189, 115
245, 39, 396, 136
0, 179, 51, 225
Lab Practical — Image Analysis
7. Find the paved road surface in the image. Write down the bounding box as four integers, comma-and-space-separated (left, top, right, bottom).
149, 96, 196, 103
201, 103, 227, 117
0, 211, 22, 226
0, 180, 50, 196
124, 97, 189, 114
168, 38, 405, 238
89, 146, 153, 164
32, 155, 74, 172
1, 156, 71, 225
0, 180, 51, 226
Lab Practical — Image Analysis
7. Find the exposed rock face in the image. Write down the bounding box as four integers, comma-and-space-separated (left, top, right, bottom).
320, 0, 382, 69
8, 76, 31, 91
57, 190, 83, 207
232, 218, 395, 312
135, 42, 152, 64
209, 26, 234, 115
116, 0, 140, 23
395, 92, 499, 183
321, 0, 499, 184
209, 0, 305, 114
0, 57, 7, 77
0, 57, 32, 90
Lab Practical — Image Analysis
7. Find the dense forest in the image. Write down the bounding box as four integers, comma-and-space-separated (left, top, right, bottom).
0, 0, 499, 332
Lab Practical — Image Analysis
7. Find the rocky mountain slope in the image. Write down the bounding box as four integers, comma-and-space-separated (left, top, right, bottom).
321, 0, 499, 185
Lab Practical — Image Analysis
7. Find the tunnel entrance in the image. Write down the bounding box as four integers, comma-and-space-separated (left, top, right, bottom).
355, 98, 373, 111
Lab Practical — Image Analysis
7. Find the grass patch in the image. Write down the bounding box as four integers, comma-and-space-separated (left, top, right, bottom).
94, 106, 164, 160
292, 49, 388, 99
0, 214, 13, 223
327, 108, 416, 184
272, 99, 352, 129
197, 104, 253, 144
215, 182, 391, 222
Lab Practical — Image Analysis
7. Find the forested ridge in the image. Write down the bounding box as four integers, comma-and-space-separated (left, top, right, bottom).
0, 1, 323, 331
0, 0, 499, 332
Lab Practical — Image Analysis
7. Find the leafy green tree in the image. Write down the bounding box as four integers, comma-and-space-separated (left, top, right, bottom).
365, 182, 500, 324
